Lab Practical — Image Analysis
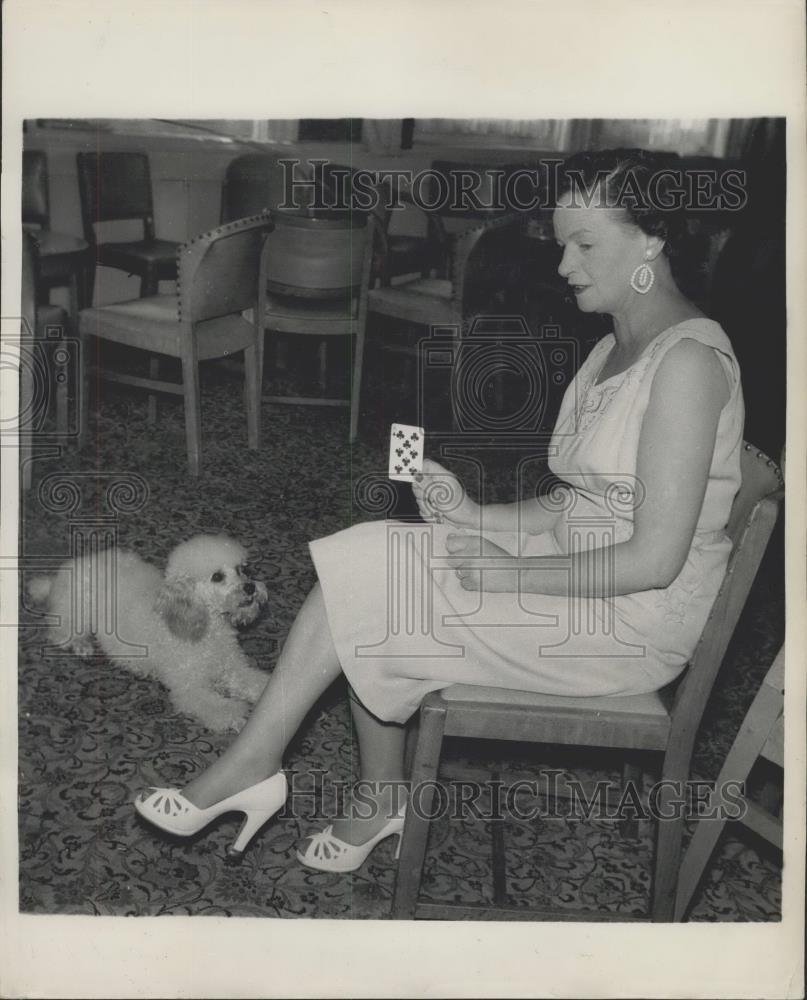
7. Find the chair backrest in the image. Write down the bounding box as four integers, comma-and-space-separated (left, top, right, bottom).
429, 159, 540, 224
259, 212, 371, 299
21, 230, 37, 330
177, 214, 275, 324
312, 161, 390, 223
22, 151, 49, 228
220, 154, 315, 223
76, 151, 155, 241
668, 442, 783, 745
450, 213, 525, 314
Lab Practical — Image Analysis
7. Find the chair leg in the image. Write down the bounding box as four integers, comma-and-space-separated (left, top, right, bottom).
274, 334, 287, 373
67, 270, 82, 325
403, 714, 420, 778
147, 357, 160, 424
350, 324, 366, 443
20, 337, 34, 492
651, 768, 688, 921
140, 270, 159, 298
243, 341, 261, 450
620, 757, 644, 841
674, 678, 783, 920
392, 699, 447, 919
83, 264, 96, 309
652, 813, 685, 921
78, 333, 90, 447
673, 792, 728, 923
180, 353, 202, 477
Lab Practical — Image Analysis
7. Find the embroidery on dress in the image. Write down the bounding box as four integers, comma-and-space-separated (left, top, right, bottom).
575, 365, 641, 433
574, 328, 682, 434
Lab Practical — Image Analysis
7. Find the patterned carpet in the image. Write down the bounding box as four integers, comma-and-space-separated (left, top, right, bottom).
17, 336, 784, 920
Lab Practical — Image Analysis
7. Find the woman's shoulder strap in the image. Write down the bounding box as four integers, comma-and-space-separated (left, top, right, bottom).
646, 318, 740, 392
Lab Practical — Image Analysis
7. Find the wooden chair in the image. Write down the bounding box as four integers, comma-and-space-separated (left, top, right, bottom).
392, 444, 783, 921
77, 214, 274, 477
76, 151, 179, 301
257, 213, 374, 442
19, 232, 70, 492
23, 150, 92, 321
220, 153, 317, 223
367, 212, 524, 333
421, 160, 540, 278
367, 213, 526, 425
674, 645, 784, 920
313, 163, 435, 287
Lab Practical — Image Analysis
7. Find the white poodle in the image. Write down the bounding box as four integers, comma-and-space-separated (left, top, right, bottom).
28, 534, 270, 732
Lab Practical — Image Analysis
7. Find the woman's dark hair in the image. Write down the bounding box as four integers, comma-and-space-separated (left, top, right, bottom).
555, 148, 688, 259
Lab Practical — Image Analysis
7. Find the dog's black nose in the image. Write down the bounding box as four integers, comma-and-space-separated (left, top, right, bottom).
243, 582, 256, 596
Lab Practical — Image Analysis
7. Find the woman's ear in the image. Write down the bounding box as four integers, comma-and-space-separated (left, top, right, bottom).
644, 233, 666, 261
154, 576, 209, 642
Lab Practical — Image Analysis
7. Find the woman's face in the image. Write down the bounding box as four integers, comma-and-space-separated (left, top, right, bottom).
552, 192, 651, 315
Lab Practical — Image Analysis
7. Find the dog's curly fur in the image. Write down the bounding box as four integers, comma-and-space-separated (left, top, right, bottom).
28, 534, 270, 732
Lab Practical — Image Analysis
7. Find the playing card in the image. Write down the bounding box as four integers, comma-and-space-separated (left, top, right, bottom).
388, 423, 425, 482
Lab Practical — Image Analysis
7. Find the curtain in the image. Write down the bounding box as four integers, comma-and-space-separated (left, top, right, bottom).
414, 118, 734, 156
416, 118, 570, 148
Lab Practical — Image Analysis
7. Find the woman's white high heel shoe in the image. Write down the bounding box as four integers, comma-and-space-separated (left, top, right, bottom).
134, 772, 287, 858
296, 807, 406, 873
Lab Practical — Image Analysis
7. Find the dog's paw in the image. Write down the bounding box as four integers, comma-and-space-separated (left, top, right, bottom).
203, 700, 251, 734
226, 665, 269, 704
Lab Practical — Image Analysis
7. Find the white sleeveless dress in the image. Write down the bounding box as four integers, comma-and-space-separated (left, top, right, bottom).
309, 319, 745, 723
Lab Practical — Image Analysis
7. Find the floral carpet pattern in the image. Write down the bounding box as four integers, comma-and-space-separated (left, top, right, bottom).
17, 345, 783, 920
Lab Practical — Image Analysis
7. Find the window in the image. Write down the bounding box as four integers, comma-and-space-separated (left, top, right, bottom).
414, 118, 571, 149
298, 119, 363, 142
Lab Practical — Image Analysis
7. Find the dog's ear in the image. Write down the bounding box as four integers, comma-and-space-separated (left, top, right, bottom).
154, 576, 209, 642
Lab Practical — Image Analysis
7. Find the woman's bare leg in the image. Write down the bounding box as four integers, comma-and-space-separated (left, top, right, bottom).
327, 689, 408, 845
182, 582, 341, 808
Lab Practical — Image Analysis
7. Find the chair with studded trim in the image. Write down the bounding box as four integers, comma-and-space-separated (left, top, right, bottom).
392, 443, 783, 921
77, 215, 274, 476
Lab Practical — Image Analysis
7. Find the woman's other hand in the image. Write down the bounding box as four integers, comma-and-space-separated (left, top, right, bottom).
444, 533, 520, 592
412, 459, 480, 528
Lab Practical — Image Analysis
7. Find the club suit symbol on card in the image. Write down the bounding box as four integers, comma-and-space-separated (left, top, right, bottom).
388, 423, 424, 482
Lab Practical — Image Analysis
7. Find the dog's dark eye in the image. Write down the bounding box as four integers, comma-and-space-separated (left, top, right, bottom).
211, 571, 224, 583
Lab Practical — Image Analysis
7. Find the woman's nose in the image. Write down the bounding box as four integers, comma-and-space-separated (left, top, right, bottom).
557, 246, 572, 278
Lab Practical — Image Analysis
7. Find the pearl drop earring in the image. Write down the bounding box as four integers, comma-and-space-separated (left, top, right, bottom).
630, 258, 655, 294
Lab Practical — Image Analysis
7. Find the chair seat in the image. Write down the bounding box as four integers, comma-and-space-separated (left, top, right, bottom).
434, 682, 673, 750
368, 278, 454, 325
96, 238, 178, 274
79, 295, 257, 360
38, 303, 68, 329
28, 230, 88, 257
259, 292, 360, 335
389, 235, 431, 255
26, 230, 91, 301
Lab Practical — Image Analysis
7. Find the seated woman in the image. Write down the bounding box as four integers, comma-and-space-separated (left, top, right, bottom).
135, 148, 744, 871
